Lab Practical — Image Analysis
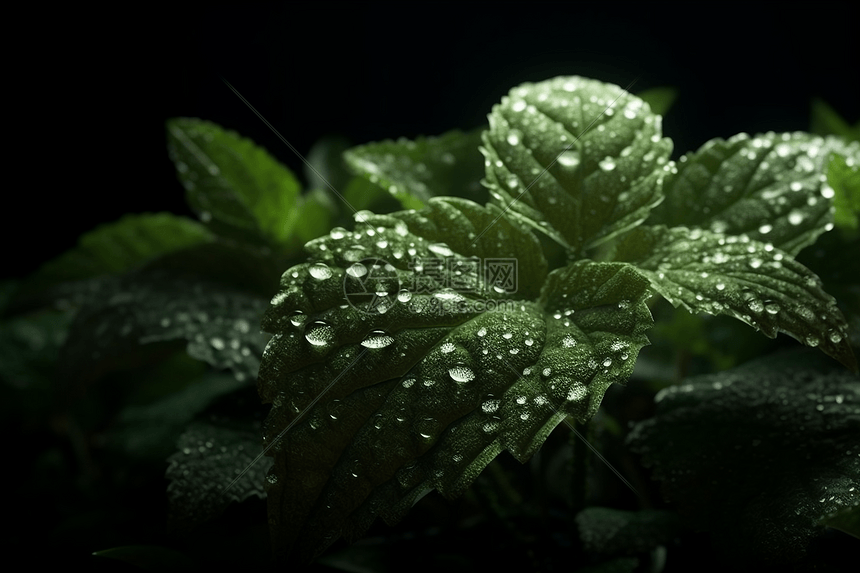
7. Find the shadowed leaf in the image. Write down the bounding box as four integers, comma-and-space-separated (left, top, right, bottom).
627, 349, 860, 564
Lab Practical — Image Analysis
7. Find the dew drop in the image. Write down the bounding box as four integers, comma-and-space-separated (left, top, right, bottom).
562, 335, 576, 348
440, 342, 455, 354
361, 329, 394, 349
347, 262, 368, 278
482, 399, 500, 414
477, 327, 487, 337
567, 384, 586, 401
758, 224, 773, 234
764, 302, 780, 315
449, 364, 475, 383
428, 243, 454, 257
289, 311, 307, 328
557, 150, 581, 168
805, 334, 820, 347
309, 262, 332, 280
304, 321, 334, 347
599, 157, 616, 171
788, 210, 805, 225
397, 290, 412, 303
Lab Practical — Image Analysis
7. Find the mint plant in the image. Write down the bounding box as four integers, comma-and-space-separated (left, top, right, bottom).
251, 77, 858, 564
4, 75, 858, 571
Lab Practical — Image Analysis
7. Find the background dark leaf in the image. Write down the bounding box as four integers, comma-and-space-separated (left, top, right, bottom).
627, 348, 860, 565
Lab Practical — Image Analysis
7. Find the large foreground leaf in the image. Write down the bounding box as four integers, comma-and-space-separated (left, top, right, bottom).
613, 225, 856, 372
627, 349, 860, 565
257, 197, 654, 563
480, 75, 673, 255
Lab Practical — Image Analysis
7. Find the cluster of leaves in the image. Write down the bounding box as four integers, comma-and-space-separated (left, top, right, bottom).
3, 76, 858, 571
255, 76, 859, 567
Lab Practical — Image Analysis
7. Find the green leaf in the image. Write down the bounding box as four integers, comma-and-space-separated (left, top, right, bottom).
626, 349, 860, 565
93, 545, 199, 572
138, 238, 287, 298
21, 212, 214, 293
292, 188, 336, 244
480, 76, 673, 256
0, 308, 72, 389
257, 198, 654, 563
304, 135, 353, 196
614, 225, 857, 372
56, 270, 270, 386
340, 175, 402, 214
343, 127, 487, 209
166, 417, 271, 533
166, 117, 302, 245
828, 153, 860, 235
818, 502, 860, 540
110, 370, 247, 460
635, 86, 678, 117
576, 507, 683, 556
810, 98, 859, 141
647, 132, 860, 255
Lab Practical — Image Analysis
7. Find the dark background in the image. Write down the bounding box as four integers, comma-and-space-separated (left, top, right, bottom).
7, 2, 857, 281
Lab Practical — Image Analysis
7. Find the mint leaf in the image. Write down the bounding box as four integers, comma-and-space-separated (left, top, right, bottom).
166, 117, 302, 245
648, 132, 860, 255
257, 198, 653, 563
810, 98, 859, 142
110, 370, 247, 460
828, 153, 860, 235
818, 503, 860, 540
166, 417, 271, 533
304, 135, 353, 196
480, 76, 673, 256
22, 213, 213, 293
626, 349, 860, 565
57, 270, 270, 385
614, 225, 856, 372
576, 507, 683, 556
635, 86, 677, 117
291, 188, 335, 244
343, 127, 487, 209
